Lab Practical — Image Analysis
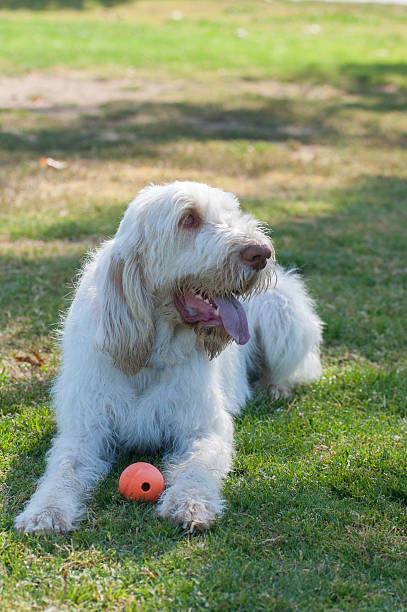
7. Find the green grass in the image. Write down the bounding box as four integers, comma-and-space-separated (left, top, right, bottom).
0, 1, 407, 88
1, 1, 407, 610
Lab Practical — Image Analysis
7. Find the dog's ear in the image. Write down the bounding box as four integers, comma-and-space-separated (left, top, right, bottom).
100, 253, 154, 375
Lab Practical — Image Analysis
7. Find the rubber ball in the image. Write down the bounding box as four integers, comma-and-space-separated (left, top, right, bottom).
119, 462, 164, 502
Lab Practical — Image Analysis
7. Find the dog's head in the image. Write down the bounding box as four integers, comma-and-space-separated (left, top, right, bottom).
99, 181, 274, 374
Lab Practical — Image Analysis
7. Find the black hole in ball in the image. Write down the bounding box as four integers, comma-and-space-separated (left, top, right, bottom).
141, 482, 151, 492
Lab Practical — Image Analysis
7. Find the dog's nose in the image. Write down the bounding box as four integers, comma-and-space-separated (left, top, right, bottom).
240, 244, 272, 271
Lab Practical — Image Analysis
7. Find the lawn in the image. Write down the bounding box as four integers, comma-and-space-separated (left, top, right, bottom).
1, 0, 407, 610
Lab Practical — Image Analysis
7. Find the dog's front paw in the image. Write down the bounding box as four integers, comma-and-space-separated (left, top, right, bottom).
15, 506, 74, 534
157, 487, 222, 532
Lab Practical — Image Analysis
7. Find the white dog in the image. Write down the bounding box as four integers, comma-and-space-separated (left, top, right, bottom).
15, 181, 322, 533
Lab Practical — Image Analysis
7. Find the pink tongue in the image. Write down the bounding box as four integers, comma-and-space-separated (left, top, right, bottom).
214, 296, 250, 345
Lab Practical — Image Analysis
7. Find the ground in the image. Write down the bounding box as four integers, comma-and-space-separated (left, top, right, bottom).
0, 1, 407, 610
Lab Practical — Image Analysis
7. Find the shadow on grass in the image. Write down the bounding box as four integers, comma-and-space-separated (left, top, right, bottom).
284, 61, 407, 93
271, 174, 407, 279
0, 253, 80, 348
270, 175, 407, 361
0, 375, 52, 417
0, 99, 333, 159
1, 89, 406, 162
341, 62, 407, 89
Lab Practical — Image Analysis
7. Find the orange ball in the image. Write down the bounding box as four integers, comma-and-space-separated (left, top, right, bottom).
119, 462, 164, 503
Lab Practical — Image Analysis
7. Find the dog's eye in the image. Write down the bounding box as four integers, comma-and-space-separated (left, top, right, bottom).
183, 214, 195, 226
180, 212, 199, 229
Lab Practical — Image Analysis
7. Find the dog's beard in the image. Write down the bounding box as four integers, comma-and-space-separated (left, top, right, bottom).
152, 253, 273, 360
195, 325, 233, 359
170, 263, 272, 354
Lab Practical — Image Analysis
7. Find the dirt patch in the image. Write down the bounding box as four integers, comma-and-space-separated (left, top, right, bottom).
0, 71, 184, 118
0, 71, 349, 119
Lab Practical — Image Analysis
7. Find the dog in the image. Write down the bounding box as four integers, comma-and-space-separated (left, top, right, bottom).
15, 181, 322, 533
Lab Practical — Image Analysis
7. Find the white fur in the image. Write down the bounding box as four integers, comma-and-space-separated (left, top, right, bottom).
15, 181, 322, 533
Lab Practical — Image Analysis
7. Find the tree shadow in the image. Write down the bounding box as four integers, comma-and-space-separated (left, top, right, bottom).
0, 375, 52, 417
0, 98, 336, 161
275, 175, 407, 361
341, 62, 407, 89
2, 87, 406, 164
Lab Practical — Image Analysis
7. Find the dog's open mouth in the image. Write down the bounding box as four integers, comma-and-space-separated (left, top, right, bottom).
174, 290, 250, 345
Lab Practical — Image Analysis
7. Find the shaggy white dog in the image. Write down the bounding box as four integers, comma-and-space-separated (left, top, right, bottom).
15, 181, 322, 533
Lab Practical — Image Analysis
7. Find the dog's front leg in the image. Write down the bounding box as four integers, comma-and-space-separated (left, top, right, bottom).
157, 414, 234, 531
15, 431, 112, 534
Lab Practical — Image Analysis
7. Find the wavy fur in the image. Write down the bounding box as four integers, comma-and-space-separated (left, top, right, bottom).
15, 181, 322, 533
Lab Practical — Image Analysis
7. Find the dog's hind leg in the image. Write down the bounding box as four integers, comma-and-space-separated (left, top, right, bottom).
244, 268, 323, 397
